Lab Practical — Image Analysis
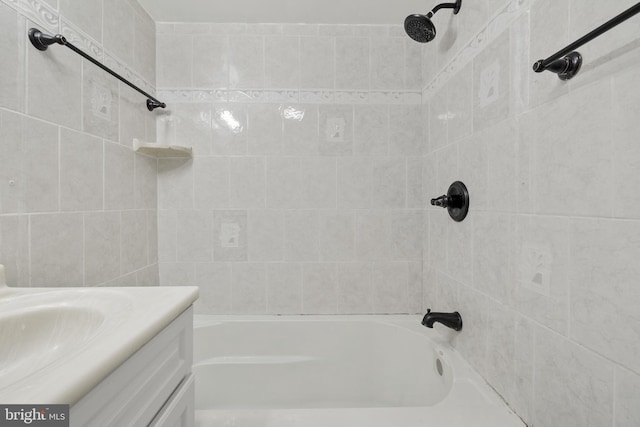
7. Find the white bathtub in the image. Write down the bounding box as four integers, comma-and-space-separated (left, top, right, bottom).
193, 315, 525, 427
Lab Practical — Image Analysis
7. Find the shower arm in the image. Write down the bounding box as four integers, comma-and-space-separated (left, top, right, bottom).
533, 2, 640, 80
28, 28, 166, 111
427, 1, 462, 18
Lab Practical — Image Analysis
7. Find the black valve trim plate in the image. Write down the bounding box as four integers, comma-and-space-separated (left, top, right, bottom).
446, 181, 469, 222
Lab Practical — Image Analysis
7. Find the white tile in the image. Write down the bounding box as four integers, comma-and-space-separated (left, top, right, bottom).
136, 265, 159, 287
121, 210, 148, 274
213, 210, 248, 262
512, 215, 569, 336
266, 157, 302, 208
354, 105, 388, 155
248, 210, 284, 262
428, 88, 448, 152
82, 61, 119, 141
212, 105, 248, 155
135, 154, 157, 210
428, 211, 447, 269
192, 36, 228, 88
407, 157, 423, 209
473, 212, 514, 303
453, 285, 489, 374
172, 103, 212, 156
0, 111, 59, 213
176, 210, 213, 262
528, 0, 569, 108
372, 262, 418, 313
473, 30, 510, 132
229, 157, 265, 208
319, 105, 353, 156
0, 215, 29, 286
147, 210, 158, 265
302, 263, 337, 314
404, 39, 422, 90
284, 211, 319, 262
265, 36, 300, 89
372, 158, 406, 208
282, 105, 319, 155
523, 80, 613, 217
30, 213, 84, 286
133, 11, 156, 85
615, 367, 640, 427
300, 37, 334, 89
59, 0, 102, 43
195, 263, 232, 314
337, 262, 373, 314
569, 219, 640, 373
299, 158, 336, 208
319, 212, 355, 262
247, 104, 283, 155
194, 157, 230, 209
446, 213, 473, 285
267, 263, 302, 314
534, 326, 614, 427
485, 119, 517, 213
157, 210, 177, 262
390, 211, 423, 261
231, 263, 267, 313
337, 158, 372, 209
159, 262, 195, 286
370, 37, 404, 90
229, 36, 265, 88
119, 85, 147, 147
355, 211, 390, 262
336, 37, 370, 90
103, 0, 135, 68
60, 128, 103, 211
84, 212, 120, 286
612, 66, 640, 219
104, 142, 135, 210
435, 143, 458, 193
458, 134, 488, 212
0, 4, 25, 111
157, 33, 193, 87
447, 63, 472, 144
158, 158, 194, 210
389, 105, 424, 156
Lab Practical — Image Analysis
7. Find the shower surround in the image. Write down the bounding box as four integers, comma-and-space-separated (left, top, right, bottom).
421, 0, 640, 426
0, 0, 159, 288
155, 23, 426, 315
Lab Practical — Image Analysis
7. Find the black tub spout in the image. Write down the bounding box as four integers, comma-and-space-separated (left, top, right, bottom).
422, 309, 463, 331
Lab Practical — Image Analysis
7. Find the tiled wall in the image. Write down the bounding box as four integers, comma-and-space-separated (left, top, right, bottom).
423, 0, 640, 425
0, 0, 159, 287
155, 23, 425, 314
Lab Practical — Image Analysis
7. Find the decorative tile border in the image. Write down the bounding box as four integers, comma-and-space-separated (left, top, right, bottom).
423, 0, 533, 99
1, 0, 58, 33
4, 0, 156, 97
157, 89, 423, 105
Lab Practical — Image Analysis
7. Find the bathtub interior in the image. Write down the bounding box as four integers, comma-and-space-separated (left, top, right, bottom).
193, 317, 454, 410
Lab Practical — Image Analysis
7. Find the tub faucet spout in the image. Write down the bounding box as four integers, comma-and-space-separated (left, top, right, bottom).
422, 309, 463, 331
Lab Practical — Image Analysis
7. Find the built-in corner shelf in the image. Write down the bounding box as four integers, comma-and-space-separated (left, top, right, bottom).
133, 139, 192, 158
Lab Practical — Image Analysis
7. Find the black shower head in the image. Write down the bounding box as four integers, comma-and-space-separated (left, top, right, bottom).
405, 0, 462, 43
405, 14, 436, 43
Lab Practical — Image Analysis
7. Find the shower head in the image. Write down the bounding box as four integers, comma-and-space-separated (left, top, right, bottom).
404, 14, 437, 43
405, 0, 462, 43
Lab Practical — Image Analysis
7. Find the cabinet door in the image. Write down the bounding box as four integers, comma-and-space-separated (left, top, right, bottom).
149, 373, 194, 427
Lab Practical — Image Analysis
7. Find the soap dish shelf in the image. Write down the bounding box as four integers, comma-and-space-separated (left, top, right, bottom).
133, 139, 192, 158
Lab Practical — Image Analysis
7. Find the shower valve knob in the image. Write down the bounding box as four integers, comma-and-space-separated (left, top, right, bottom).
431, 181, 470, 222
431, 195, 449, 208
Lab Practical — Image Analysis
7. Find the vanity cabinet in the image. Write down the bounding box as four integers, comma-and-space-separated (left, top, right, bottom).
70, 307, 194, 427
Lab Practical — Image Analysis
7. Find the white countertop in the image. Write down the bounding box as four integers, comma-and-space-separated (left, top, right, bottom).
0, 285, 198, 404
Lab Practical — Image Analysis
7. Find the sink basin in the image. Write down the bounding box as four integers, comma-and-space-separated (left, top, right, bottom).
0, 305, 105, 388
0, 286, 198, 404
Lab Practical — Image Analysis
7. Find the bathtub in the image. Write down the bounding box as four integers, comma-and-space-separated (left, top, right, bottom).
193, 315, 525, 427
